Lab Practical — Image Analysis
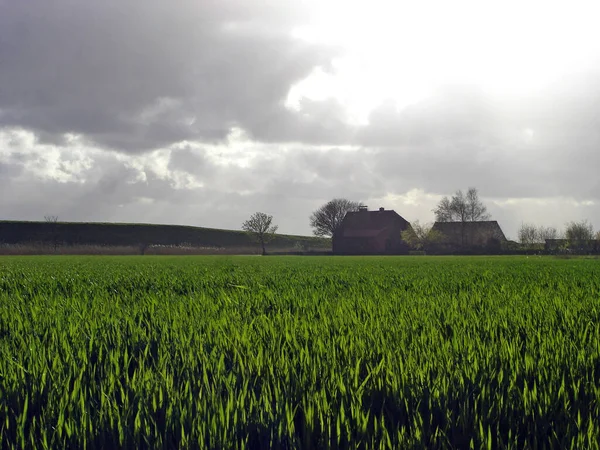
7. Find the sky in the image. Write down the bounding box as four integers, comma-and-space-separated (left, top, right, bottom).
1, 0, 600, 240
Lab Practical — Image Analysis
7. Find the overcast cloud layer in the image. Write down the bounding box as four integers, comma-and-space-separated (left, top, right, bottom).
1, 0, 600, 239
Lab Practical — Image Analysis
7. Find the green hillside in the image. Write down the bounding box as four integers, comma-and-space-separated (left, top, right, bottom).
0, 221, 330, 253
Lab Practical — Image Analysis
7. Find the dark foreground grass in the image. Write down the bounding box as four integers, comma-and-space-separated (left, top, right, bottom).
0, 256, 599, 449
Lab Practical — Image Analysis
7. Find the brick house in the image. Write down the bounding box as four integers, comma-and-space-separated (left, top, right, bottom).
430, 221, 507, 252
332, 207, 412, 255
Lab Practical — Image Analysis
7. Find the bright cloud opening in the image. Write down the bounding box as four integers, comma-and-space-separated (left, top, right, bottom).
289, 0, 600, 122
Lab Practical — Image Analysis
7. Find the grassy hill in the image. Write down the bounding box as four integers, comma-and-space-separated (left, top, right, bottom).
0, 221, 330, 254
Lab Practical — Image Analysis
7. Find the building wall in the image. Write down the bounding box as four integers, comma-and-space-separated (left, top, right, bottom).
333, 236, 371, 254
333, 224, 411, 255
432, 222, 506, 250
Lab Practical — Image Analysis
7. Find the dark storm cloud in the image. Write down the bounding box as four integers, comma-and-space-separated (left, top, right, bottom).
0, 0, 338, 151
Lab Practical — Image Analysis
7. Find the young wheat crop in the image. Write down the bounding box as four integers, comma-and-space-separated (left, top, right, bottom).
0, 256, 599, 449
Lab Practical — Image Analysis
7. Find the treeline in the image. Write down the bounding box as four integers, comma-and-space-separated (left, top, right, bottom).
517, 220, 600, 254
518, 220, 599, 244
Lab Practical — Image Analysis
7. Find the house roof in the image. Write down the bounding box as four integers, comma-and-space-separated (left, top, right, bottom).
431, 220, 507, 244
337, 209, 410, 238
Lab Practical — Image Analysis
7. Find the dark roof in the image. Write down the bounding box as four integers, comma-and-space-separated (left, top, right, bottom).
337, 210, 409, 237
432, 221, 507, 244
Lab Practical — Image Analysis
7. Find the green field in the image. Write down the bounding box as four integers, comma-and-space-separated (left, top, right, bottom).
1, 256, 599, 449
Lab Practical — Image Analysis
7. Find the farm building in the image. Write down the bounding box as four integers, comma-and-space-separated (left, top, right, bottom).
333, 207, 412, 255
431, 221, 507, 252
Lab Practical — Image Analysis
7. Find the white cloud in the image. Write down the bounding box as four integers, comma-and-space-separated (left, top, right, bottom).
0, 128, 95, 183
291, 0, 600, 116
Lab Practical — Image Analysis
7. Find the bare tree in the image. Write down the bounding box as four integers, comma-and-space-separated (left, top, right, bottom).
309, 198, 361, 237
465, 187, 490, 221
565, 220, 594, 242
401, 221, 444, 250
44, 215, 60, 251
450, 191, 468, 222
537, 226, 558, 242
242, 212, 278, 255
433, 197, 451, 222
596, 231, 600, 241
433, 187, 490, 248
563, 220, 594, 253
434, 187, 490, 222
518, 223, 537, 246
518, 224, 559, 248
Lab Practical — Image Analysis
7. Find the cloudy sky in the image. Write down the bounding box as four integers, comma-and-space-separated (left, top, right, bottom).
2, 0, 600, 239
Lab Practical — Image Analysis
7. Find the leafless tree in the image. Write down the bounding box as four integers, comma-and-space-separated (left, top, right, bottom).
565, 220, 594, 242
242, 212, 278, 255
596, 231, 600, 241
309, 198, 361, 237
519, 223, 558, 247
518, 223, 538, 246
537, 226, 558, 242
433, 197, 454, 222
44, 215, 60, 251
434, 187, 490, 222
562, 220, 594, 253
401, 221, 444, 250
433, 188, 490, 248
465, 187, 490, 221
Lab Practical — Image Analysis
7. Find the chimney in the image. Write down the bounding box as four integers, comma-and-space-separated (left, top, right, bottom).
379, 207, 385, 212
